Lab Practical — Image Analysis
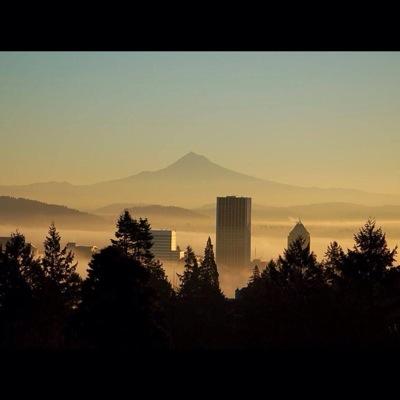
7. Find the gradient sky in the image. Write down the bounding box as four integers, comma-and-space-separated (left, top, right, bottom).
1, 51, 399, 193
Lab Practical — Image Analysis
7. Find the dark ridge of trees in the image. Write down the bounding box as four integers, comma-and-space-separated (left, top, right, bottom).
41, 223, 82, 310
0, 226, 81, 349
0, 196, 105, 228
39, 223, 82, 348
1, 217, 400, 351
78, 245, 168, 350
174, 239, 228, 349
78, 210, 173, 350
235, 218, 400, 350
0, 232, 36, 349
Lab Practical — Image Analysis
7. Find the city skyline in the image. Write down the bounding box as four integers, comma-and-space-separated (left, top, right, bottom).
3, 37, 400, 353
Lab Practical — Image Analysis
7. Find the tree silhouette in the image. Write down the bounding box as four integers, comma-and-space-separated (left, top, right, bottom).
111, 210, 138, 256
341, 218, 397, 283
249, 265, 261, 284
174, 243, 227, 349
79, 245, 168, 350
111, 211, 173, 323
2, 217, 400, 350
278, 238, 324, 288
177, 246, 201, 300
111, 211, 155, 265
327, 219, 400, 346
200, 237, 221, 293
323, 241, 345, 285
31, 223, 83, 348
0, 232, 41, 348
136, 217, 154, 265
146, 258, 174, 302
0, 248, 30, 348
235, 238, 332, 349
42, 223, 81, 310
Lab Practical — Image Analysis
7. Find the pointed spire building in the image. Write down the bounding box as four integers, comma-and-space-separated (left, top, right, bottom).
288, 220, 310, 250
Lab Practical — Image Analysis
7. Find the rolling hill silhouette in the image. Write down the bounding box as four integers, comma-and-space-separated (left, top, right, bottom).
195, 202, 400, 221
94, 203, 208, 219
0, 196, 108, 229
0, 152, 399, 209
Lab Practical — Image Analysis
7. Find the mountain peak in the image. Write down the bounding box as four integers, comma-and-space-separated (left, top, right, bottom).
165, 152, 212, 169
176, 151, 209, 163
155, 151, 263, 182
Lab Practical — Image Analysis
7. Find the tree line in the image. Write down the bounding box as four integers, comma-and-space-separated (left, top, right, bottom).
0, 211, 399, 350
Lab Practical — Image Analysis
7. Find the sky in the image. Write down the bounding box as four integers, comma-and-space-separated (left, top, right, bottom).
0, 51, 399, 194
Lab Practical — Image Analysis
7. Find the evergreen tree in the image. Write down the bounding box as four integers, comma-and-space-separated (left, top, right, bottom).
323, 241, 346, 284
200, 237, 220, 291
80, 212, 173, 349
79, 245, 168, 350
5, 232, 35, 270
233, 258, 281, 349
146, 258, 174, 299
177, 246, 201, 299
249, 265, 261, 285
175, 244, 227, 350
328, 220, 399, 346
111, 211, 172, 302
341, 218, 397, 283
41, 223, 82, 309
261, 259, 278, 279
234, 240, 330, 348
111, 210, 139, 256
0, 242, 32, 348
136, 217, 154, 265
5, 232, 43, 293
0, 232, 43, 348
179, 240, 222, 298
278, 238, 323, 287
111, 211, 156, 266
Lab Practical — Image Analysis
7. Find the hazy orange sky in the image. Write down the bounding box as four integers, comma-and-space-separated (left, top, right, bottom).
1, 52, 399, 194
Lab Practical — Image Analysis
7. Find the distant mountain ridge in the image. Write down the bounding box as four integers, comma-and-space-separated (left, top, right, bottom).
0, 196, 107, 229
94, 203, 208, 219
0, 152, 399, 209
196, 202, 400, 221
1, 196, 400, 235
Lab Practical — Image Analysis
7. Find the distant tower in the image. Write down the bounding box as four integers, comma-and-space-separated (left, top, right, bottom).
216, 196, 251, 269
151, 230, 183, 262
288, 220, 310, 250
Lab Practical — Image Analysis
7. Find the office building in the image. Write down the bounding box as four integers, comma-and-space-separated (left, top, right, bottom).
0, 236, 12, 250
66, 242, 98, 259
0, 236, 38, 256
151, 229, 183, 262
216, 196, 251, 269
250, 258, 269, 270
288, 220, 310, 250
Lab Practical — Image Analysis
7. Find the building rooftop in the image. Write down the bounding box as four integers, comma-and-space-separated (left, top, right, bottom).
289, 220, 309, 236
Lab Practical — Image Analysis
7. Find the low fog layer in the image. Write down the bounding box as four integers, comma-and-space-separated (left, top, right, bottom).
2, 218, 399, 298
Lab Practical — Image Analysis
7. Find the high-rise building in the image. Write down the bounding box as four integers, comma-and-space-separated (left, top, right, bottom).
0, 236, 12, 250
151, 229, 184, 262
0, 236, 38, 256
66, 242, 99, 259
288, 220, 310, 250
216, 196, 251, 269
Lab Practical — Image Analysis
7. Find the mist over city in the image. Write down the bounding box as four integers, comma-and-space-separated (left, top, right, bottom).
1, 150, 400, 296
1, 51, 400, 352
